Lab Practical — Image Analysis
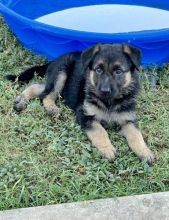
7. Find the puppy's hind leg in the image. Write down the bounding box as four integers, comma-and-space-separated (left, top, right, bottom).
42, 71, 67, 116
42, 92, 60, 116
14, 84, 45, 111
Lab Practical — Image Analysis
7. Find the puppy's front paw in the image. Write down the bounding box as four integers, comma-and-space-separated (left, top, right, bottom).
100, 146, 118, 161
140, 148, 155, 165
14, 95, 28, 112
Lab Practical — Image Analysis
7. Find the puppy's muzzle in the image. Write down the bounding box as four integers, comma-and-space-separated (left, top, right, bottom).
99, 76, 111, 96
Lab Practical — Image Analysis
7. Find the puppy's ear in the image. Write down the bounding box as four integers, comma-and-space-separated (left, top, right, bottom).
81, 44, 101, 69
123, 44, 142, 71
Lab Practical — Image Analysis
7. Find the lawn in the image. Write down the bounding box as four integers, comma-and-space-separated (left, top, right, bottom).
0, 16, 169, 211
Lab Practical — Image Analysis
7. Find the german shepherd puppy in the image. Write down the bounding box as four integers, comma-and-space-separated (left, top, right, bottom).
6, 44, 155, 164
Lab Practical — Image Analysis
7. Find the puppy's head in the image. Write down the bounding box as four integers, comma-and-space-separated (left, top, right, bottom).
81, 43, 141, 99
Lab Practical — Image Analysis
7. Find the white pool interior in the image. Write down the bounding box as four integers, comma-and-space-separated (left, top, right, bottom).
36, 4, 169, 33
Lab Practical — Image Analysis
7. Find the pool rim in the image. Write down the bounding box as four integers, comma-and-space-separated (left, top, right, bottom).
1, 2, 169, 43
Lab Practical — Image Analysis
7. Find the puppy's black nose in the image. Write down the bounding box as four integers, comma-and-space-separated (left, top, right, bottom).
100, 86, 111, 94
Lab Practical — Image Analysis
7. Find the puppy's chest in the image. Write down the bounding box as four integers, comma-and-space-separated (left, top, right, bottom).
84, 101, 135, 125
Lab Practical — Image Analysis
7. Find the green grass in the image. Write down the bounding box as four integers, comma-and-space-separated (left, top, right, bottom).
0, 16, 169, 211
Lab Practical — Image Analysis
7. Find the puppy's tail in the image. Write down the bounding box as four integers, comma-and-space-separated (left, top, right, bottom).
5, 62, 51, 83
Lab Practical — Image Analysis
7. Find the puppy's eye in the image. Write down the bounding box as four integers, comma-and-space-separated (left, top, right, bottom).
115, 69, 123, 75
95, 67, 103, 74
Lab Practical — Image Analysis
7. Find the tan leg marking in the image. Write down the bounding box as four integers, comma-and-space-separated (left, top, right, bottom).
43, 93, 60, 116
86, 121, 118, 160
121, 123, 155, 164
43, 72, 67, 116
54, 72, 67, 96
14, 84, 45, 111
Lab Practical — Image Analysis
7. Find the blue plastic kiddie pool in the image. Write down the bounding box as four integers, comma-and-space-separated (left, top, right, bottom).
0, 0, 169, 66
